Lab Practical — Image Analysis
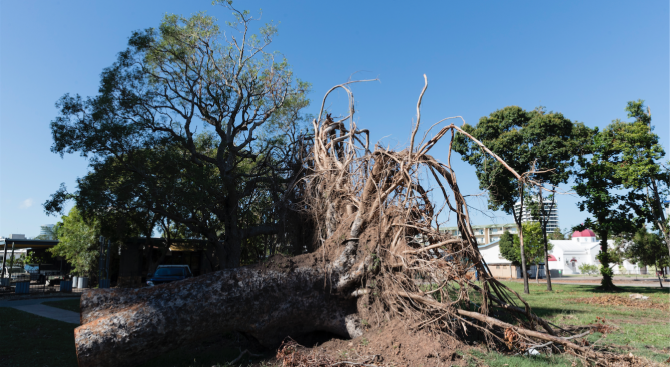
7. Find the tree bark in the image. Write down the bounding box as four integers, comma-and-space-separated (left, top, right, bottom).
597, 229, 616, 291
75, 259, 361, 367
538, 187, 553, 291
517, 182, 529, 294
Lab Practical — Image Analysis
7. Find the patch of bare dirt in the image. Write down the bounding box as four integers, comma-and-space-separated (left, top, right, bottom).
275, 321, 466, 367
568, 295, 668, 311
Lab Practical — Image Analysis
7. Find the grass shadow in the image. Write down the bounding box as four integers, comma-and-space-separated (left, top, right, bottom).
0, 307, 78, 367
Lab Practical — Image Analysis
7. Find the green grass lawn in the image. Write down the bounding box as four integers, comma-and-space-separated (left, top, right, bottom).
0, 306, 265, 367
42, 299, 81, 313
464, 281, 670, 366
136, 335, 269, 367
0, 307, 78, 367
1, 282, 666, 367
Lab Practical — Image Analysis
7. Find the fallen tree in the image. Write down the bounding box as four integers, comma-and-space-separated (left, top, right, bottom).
75, 77, 652, 367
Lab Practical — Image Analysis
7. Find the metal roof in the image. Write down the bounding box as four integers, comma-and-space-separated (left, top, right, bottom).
0, 238, 59, 249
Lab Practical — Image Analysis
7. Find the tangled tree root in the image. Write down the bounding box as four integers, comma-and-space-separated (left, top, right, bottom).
293, 75, 658, 367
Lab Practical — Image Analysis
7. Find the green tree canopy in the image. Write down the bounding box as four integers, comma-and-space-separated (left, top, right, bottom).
623, 227, 669, 287
549, 228, 565, 240
48, 207, 100, 277
573, 100, 662, 290
611, 100, 668, 258
45, 3, 310, 269
498, 223, 552, 266
498, 230, 518, 266
453, 105, 589, 293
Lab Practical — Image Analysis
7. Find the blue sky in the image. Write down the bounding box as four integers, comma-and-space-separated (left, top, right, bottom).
1, 0, 668, 237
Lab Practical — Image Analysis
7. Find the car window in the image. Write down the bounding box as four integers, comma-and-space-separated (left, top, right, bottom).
155, 268, 185, 276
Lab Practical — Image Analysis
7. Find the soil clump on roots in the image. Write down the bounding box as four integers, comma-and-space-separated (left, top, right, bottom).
276, 322, 467, 367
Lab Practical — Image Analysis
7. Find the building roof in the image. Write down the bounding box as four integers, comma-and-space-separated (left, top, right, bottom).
0, 238, 59, 249
549, 239, 600, 253
441, 223, 517, 230
478, 239, 501, 249
572, 229, 596, 238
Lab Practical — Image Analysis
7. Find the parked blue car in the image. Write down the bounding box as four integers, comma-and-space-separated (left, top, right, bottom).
146, 265, 192, 286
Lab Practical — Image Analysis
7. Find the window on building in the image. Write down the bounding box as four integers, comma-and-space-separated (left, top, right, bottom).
477, 229, 484, 235
496, 266, 500, 269
490, 228, 498, 234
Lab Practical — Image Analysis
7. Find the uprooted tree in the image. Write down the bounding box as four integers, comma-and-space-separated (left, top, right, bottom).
73, 77, 646, 367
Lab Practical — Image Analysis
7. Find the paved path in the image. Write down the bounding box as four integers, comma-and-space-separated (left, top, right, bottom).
0, 296, 81, 324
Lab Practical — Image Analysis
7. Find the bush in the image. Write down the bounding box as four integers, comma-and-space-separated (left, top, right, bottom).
578, 263, 599, 276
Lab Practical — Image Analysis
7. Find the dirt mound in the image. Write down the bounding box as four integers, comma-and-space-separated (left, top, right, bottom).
568, 295, 668, 311
276, 321, 466, 367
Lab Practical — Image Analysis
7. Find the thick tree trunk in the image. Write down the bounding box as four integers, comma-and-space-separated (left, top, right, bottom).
597, 230, 616, 291
543, 232, 553, 291
221, 194, 243, 269
75, 258, 361, 367
517, 221, 529, 294
517, 183, 529, 294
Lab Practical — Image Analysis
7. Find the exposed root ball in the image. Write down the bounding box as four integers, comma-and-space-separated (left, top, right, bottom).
293, 76, 655, 366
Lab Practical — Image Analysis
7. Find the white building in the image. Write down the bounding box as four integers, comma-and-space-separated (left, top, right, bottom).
477, 228, 641, 278
441, 223, 518, 246
514, 198, 559, 233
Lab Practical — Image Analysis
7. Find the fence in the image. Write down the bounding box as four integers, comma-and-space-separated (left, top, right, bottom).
516, 264, 546, 279
0, 270, 86, 296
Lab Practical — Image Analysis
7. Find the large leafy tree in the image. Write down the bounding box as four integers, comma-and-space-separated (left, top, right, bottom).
454, 106, 589, 293
573, 118, 650, 291
46, 4, 310, 268
610, 100, 668, 258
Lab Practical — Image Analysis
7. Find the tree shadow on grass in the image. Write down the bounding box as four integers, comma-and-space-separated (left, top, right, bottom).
492, 305, 587, 322
138, 332, 272, 367
582, 284, 669, 295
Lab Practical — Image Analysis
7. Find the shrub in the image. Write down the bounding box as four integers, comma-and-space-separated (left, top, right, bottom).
578, 263, 599, 276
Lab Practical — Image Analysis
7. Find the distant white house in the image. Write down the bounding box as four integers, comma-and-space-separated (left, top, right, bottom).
477, 228, 642, 278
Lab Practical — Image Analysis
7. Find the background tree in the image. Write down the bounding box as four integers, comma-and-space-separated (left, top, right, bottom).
454, 105, 587, 293
550, 227, 566, 240
34, 224, 60, 240
525, 190, 557, 290
622, 227, 668, 287
498, 223, 552, 282
498, 230, 518, 266
513, 222, 552, 283
49, 206, 101, 278
46, 3, 310, 269
573, 119, 648, 291
608, 100, 668, 258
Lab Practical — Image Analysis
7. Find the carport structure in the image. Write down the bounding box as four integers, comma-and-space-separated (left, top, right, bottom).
0, 238, 74, 294
0, 238, 60, 277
